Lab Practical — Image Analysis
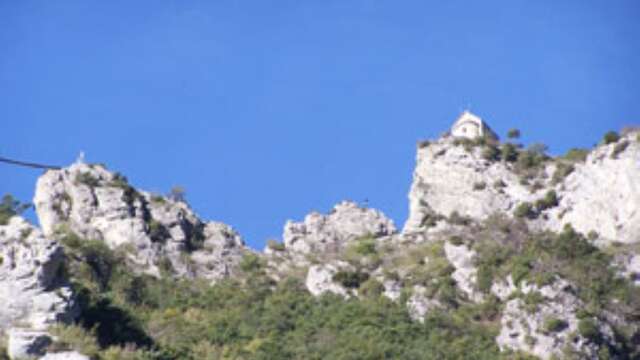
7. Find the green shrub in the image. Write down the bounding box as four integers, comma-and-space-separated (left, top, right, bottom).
516, 147, 547, 171
507, 128, 521, 139
514, 202, 537, 219
482, 144, 500, 161
147, 220, 170, 243
417, 140, 430, 148
551, 163, 575, 184
169, 186, 186, 202
563, 148, 589, 162
510, 256, 533, 285
448, 211, 471, 225
0, 194, 30, 226
420, 212, 445, 228
611, 140, 629, 159
543, 317, 568, 333
239, 253, 263, 273
109, 172, 129, 189
578, 318, 600, 341
501, 143, 519, 162
75, 172, 100, 187
358, 278, 385, 297
0, 336, 8, 360
535, 190, 559, 211
493, 179, 507, 189
332, 270, 370, 289
449, 235, 465, 246
48, 324, 100, 358
266, 239, 286, 251
521, 291, 545, 313
602, 131, 620, 144
472, 181, 487, 191
150, 195, 166, 204
352, 236, 377, 256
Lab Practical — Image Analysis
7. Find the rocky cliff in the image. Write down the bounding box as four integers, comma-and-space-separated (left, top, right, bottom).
1, 127, 639, 359
33, 162, 247, 280
404, 132, 640, 245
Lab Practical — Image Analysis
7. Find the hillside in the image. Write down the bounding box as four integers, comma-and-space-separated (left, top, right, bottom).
1, 123, 639, 360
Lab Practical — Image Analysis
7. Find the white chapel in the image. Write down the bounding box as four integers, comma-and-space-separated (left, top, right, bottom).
450, 111, 498, 140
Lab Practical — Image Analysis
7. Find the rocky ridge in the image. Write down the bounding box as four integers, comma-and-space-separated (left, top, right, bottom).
1, 126, 639, 359
33, 162, 247, 281
404, 132, 640, 245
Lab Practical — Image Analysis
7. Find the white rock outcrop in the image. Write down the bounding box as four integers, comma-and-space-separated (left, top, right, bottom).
33, 162, 246, 281
404, 133, 640, 245
7, 329, 52, 359
283, 201, 396, 255
0, 216, 78, 360
545, 135, 640, 244
305, 262, 351, 297
404, 137, 533, 233
406, 285, 441, 322
444, 241, 483, 302
495, 277, 612, 359
41, 351, 90, 360
615, 252, 640, 286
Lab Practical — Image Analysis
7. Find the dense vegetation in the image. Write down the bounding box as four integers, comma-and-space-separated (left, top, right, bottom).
41, 225, 554, 360
40, 214, 639, 360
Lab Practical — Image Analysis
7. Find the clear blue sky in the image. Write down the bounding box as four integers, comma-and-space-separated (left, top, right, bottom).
1, 1, 639, 249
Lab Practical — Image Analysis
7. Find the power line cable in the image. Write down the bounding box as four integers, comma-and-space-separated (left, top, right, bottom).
0, 156, 61, 170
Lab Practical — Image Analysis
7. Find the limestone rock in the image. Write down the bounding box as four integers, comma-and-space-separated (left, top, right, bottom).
406, 285, 441, 322
404, 132, 640, 246
41, 351, 90, 360
305, 262, 352, 297
404, 137, 533, 234
33, 162, 246, 281
382, 279, 402, 302
283, 201, 396, 255
7, 329, 52, 360
614, 252, 640, 286
0, 217, 77, 334
444, 241, 483, 302
495, 277, 613, 359
545, 134, 640, 244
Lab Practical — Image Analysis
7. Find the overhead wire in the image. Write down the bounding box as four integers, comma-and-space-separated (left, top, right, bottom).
0, 156, 61, 170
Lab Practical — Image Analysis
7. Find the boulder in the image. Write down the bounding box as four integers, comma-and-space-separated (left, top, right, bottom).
305, 262, 352, 298
7, 329, 51, 360
283, 201, 396, 255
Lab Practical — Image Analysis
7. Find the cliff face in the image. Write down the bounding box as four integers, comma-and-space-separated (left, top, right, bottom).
1, 127, 639, 360
403, 137, 535, 233
33, 162, 246, 281
545, 137, 640, 244
404, 132, 640, 245
0, 217, 78, 359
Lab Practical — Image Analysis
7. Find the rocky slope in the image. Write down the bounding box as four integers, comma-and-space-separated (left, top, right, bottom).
1, 127, 639, 359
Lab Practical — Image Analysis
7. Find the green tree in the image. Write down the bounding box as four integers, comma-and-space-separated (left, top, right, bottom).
0, 194, 30, 225
507, 128, 521, 139
602, 131, 620, 144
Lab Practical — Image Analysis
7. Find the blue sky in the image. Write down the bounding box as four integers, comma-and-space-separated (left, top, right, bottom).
1, 1, 639, 249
